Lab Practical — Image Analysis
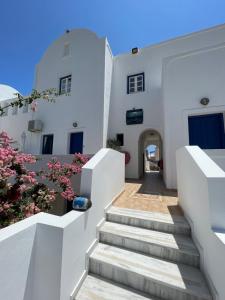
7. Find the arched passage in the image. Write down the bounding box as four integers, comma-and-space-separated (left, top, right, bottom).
138, 129, 162, 178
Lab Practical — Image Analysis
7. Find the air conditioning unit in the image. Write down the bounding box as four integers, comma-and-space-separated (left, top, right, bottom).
28, 120, 43, 132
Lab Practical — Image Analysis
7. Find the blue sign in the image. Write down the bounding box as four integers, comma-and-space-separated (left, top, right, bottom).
72, 196, 91, 211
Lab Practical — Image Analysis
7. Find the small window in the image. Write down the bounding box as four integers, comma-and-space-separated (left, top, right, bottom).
12, 105, 18, 115
126, 109, 143, 125
63, 44, 70, 57
116, 134, 124, 146
127, 73, 145, 94
59, 75, 72, 95
42, 134, 54, 154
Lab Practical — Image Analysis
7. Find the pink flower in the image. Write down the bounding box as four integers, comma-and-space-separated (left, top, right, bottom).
61, 187, 75, 201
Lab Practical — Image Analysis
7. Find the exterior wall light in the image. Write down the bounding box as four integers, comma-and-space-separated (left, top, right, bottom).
200, 97, 210, 106
73, 122, 78, 128
132, 47, 139, 54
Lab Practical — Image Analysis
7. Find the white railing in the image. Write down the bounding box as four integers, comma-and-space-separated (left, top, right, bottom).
176, 146, 225, 299
0, 148, 125, 300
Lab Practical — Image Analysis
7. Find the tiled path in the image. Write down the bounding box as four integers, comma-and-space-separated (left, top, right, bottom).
113, 172, 183, 215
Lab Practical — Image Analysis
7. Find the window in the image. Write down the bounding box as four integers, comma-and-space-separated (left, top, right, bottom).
63, 44, 70, 57
42, 134, 54, 154
126, 109, 143, 125
12, 105, 18, 115
59, 75, 72, 95
127, 73, 145, 94
116, 134, 124, 146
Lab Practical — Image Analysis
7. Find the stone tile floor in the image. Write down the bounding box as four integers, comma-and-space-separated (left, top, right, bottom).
113, 172, 183, 215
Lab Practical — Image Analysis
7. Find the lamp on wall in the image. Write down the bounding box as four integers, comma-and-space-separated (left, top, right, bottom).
132, 47, 139, 54
73, 122, 78, 128
200, 97, 210, 106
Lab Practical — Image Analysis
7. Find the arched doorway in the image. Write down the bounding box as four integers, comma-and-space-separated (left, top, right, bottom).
138, 129, 162, 178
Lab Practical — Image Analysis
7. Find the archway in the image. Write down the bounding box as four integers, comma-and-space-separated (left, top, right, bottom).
138, 129, 162, 178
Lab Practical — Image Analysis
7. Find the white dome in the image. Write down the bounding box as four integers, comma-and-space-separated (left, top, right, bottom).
0, 84, 21, 102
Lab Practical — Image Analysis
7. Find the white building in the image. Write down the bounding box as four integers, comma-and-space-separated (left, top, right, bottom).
1, 24, 225, 188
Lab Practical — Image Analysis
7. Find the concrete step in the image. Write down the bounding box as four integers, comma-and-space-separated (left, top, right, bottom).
107, 206, 191, 236
76, 275, 161, 300
100, 222, 199, 267
90, 243, 212, 300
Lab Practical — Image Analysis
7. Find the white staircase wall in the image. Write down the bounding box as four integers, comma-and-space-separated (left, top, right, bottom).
176, 146, 225, 299
0, 148, 125, 300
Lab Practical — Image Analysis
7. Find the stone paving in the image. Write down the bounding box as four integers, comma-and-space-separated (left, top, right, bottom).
113, 172, 183, 215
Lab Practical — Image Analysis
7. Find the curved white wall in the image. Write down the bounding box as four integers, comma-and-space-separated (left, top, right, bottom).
177, 146, 225, 299
31, 29, 112, 155
0, 148, 125, 300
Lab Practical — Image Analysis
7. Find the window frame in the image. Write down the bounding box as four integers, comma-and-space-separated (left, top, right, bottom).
42, 134, 54, 154
127, 72, 145, 94
59, 75, 72, 95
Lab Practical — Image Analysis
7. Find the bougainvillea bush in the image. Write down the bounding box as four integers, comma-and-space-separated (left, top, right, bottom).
0, 131, 89, 228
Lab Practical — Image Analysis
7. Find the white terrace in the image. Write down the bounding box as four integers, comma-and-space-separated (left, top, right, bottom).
0, 146, 225, 300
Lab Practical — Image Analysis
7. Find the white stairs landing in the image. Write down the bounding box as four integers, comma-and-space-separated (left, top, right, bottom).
76, 207, 212, 300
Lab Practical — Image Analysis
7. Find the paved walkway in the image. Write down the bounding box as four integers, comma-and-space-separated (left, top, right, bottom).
113, 172, 183, 215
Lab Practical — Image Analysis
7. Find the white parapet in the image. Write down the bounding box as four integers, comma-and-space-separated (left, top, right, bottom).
0, 148, 125, 300
176, 146, 225, 299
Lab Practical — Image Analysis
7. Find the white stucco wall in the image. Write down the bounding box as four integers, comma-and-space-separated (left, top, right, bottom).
177, 146, 225, 299
2, 24, 225, 186
0, 148, 125, 300
30, 29, 109, 155
0, 30, 113, 156
205, 149, 225, 172
103, 41, 113, 148
163, 42, 225, 188
109, 23, 225, 181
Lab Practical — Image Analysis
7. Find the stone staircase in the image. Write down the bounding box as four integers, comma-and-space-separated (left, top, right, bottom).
76, 206, 212, 300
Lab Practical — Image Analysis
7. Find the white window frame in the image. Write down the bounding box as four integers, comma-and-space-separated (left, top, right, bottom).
59, 75, 72, 95
127, 73, 145, 94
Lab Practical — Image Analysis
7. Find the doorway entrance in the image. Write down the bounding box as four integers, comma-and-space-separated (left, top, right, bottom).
69, 132, 83, 154
139, 129, 162, 178
188, 113, 225, 149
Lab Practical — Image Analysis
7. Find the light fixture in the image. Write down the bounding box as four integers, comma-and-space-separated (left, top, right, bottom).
132, 47, 139, 54
73, 122, 78, 128
200, 97, 210, 106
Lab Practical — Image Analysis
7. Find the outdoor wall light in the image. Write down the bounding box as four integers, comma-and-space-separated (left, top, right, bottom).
73, 122, 78, 128
200, 97, 210, 106
132, 47, 139, 54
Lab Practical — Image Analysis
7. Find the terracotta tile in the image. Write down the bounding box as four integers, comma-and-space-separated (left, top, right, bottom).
113, 173, 183, 216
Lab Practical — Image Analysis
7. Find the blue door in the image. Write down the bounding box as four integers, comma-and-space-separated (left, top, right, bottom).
69, 132, 83, 154
188, 113, 225, 149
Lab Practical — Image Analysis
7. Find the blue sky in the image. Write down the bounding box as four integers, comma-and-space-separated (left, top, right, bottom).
1, 0, 225, 95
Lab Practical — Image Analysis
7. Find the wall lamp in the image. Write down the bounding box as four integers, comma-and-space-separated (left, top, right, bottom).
200, 97, 210, 106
